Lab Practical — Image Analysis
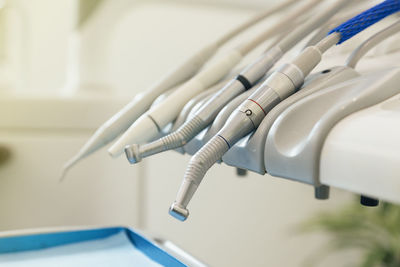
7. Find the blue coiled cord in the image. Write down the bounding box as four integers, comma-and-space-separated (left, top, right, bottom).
329, 0, 400, 44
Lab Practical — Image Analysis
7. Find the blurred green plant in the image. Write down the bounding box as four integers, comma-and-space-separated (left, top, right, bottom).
299, 201, 400, 267
78, 0, 104, 28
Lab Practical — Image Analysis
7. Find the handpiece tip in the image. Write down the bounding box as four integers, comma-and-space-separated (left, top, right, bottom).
124, 144, 142, 164
59, 168, 69, 183
59, 155, 80, 183
169, 202, 189, 221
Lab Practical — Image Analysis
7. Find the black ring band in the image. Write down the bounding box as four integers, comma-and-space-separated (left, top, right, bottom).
217, 134, 231, 149
236, 75, 252, 90
147, 114, 162, 133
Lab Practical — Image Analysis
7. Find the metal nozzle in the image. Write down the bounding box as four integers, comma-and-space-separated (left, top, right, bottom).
169, 203, 189, 221
59, 152, 85, 182
124, 116, 205, 164
169, 135, 229, 221
125, 144, 141, 164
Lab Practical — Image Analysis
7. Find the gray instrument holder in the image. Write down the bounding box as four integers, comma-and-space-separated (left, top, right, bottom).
265, 67, 400, 187
222, 66, 360, 174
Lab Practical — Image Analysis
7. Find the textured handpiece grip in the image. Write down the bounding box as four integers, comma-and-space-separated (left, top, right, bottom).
329, 0, 400, 44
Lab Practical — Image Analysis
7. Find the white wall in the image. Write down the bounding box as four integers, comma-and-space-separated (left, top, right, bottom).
0, 94, 142, 230
5, 0, 77, 92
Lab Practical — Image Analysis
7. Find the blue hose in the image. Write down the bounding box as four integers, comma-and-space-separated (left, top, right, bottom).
329, 0, 400, 44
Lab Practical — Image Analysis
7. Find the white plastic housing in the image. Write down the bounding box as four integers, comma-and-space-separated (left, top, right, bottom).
320, 93, 400, 204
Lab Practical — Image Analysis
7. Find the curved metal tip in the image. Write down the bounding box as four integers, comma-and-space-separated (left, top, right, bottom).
59, 154, 80, 183
59, 168, 69, 183
124, 144, 141, 164
169, 203, 189, 221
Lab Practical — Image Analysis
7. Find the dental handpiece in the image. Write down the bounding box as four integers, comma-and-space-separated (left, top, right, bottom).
124, 47, 282, 164
169, 35, 339, 221
124, 0, 349, 164
60, 1, 298, 180
169, 0, 400, 221
108, 0, 323, 157
123, 0, 346, 163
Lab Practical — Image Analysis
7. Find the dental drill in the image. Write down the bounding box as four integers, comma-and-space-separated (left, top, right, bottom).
124, 0, 349, 164
169, 0, 400, 221
108, 0, 322, 157
60, 0, 299, 180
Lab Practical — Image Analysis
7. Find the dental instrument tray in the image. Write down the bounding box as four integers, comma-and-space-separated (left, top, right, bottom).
0, 227, 197, 267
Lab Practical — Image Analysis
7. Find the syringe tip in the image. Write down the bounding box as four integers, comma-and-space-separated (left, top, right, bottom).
59, 168, 68, 183
59, 154, 81, 183
124, 144, 142, 164
169, 202, 189, 221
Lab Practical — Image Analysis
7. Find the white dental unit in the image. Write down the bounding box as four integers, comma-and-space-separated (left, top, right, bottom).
0, 0, 399, 266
